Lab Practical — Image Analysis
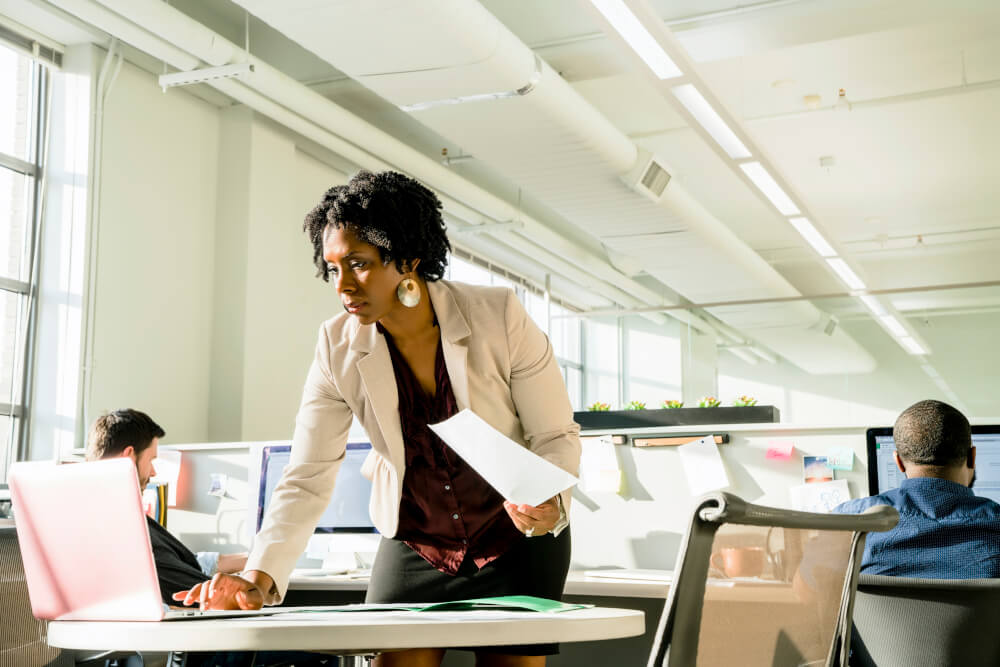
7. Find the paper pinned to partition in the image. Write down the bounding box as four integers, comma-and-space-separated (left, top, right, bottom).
579, 436, 622, 493
429, 409, 579, 507
678, 435, 729, 495
789, 479, 850, 513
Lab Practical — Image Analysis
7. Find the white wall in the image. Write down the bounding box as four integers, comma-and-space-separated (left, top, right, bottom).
87, 59, 219, 444
85, 61, 353, 446
238, 140, 348, 440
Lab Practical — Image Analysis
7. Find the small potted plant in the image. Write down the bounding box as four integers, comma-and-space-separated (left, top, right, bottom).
732, 395, 758, 407
587, 401, 611, 412
662, 399, 684, 409
698, 396, 721, 408
624, 400, 646, 411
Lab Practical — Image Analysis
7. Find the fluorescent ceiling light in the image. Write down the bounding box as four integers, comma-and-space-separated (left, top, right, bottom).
590, 0, 683, 79
898, 336, 928, 355
788, 217, 836, 257
858, 294, 886, 316
879, 315, 907, 338
671, 84, 751, 159
825, 257, 866, 290
158, 63, 254, 89
739, 161, 800, 215
920, 363, 941, 379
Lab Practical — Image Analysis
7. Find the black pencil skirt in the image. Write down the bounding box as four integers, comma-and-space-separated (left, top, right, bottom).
365, 528, 572, 656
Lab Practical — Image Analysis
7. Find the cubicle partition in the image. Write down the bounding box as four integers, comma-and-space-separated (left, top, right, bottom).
155, 424, 876, 665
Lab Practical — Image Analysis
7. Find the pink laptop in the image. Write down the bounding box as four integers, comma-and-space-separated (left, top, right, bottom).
9, 458, 286, 621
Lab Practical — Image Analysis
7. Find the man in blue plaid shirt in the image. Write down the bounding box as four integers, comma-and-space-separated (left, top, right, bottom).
833, 400, 1000, 578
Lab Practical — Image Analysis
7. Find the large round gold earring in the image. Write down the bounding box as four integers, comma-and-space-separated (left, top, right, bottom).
396, 277, 420, 307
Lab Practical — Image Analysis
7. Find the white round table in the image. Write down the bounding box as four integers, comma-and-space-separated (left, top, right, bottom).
48, 606, 645, 664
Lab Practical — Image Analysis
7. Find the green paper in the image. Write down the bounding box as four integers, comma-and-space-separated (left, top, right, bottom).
290, 596, 592, 614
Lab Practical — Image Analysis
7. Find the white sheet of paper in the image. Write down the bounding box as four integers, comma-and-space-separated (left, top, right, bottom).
428, 409, 579, 506
789, 479, 850, 513
579, 436, 622, 493
678, 435, 729, 495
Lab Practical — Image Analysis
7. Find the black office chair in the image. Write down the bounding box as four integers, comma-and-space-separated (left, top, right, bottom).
851, 574, 1000, 667
646, 492, 899, 667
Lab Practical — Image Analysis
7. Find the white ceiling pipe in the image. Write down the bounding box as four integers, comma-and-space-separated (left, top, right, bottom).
47, 0, 202, 70
64, 2, 776, 356
48, 0, 737, 348
236, 0, 814, 304
490, 231, 676, 328
75, 0, 678, 315
51, 0, 675, 316
228, 0, 879, 375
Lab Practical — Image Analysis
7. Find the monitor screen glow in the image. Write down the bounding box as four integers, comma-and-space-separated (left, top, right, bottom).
256, 442, 376, 534
867, 426, 1000, 504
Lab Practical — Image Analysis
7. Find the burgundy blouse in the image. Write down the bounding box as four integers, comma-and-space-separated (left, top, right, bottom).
380, 325, 522, 575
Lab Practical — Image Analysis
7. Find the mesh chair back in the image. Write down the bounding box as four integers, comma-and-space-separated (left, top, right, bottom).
852, 574, 1000, 667
648, 493, 899, 667
0, 525, 69, 666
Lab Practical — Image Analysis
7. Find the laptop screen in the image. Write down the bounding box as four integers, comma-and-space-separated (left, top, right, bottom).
867, 426, 1000, 504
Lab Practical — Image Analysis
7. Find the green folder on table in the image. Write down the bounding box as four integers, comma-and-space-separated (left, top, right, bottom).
293, 596, 592, 614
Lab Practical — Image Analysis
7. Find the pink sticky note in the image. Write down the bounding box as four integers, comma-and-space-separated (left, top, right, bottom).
766, 441, 795, 460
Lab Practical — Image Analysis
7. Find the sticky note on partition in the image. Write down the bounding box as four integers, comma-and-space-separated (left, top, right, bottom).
766, 441, 795, 460
827, 447, 854, 471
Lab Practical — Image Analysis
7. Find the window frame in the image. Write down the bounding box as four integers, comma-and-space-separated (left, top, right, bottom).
1, 44, 49, 475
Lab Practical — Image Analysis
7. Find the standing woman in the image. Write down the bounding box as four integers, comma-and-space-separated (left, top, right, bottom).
177, 170, 581, 667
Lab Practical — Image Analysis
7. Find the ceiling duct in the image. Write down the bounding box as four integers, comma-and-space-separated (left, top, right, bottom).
231, 0, 874, 374
76, 0, 874, 373
620, 148, 671, 202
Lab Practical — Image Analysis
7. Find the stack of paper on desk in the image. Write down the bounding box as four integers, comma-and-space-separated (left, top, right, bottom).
429, 410, 579, 506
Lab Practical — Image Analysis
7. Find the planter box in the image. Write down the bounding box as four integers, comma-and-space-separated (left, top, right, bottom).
574, 406, 780, 431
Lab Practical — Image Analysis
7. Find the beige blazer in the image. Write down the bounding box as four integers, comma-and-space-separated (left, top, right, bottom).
245, 280, 582, 601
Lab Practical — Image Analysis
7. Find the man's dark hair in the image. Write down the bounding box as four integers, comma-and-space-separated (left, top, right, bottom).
894, 400, 971, 467
303, 170, 451, 283
85, 409, 165, 461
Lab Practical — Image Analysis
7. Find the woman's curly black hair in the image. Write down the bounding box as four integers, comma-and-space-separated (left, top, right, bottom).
303, 170, 450, 282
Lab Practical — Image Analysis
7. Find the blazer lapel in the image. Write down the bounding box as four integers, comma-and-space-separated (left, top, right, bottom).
429, 281, 473, 411
352, 323, 406, 471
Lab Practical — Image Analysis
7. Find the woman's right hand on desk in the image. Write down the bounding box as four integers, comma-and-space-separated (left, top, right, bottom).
172, 570, 273, 610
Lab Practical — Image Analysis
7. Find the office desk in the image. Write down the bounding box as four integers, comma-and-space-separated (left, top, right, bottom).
47, 607, 644, 661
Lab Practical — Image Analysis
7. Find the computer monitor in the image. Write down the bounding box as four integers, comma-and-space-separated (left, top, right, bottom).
866, 426, 1000, 504
256, 441, 376, 534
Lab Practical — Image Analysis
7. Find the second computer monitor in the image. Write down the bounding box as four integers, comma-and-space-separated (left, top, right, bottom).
866, 426, 1000, 504
256, 442, 376, 534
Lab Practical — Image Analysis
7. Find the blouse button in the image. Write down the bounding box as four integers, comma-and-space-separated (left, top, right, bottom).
444, 484, 451, 491
452, 513, 459, 520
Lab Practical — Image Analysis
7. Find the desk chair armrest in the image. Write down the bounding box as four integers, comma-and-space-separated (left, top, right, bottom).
858, 573, 1000, 591
698, 492, 899, 533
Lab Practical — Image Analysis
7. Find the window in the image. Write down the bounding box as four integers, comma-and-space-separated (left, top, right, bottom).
1, 41, 48, 479
447, 251, 584, 408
